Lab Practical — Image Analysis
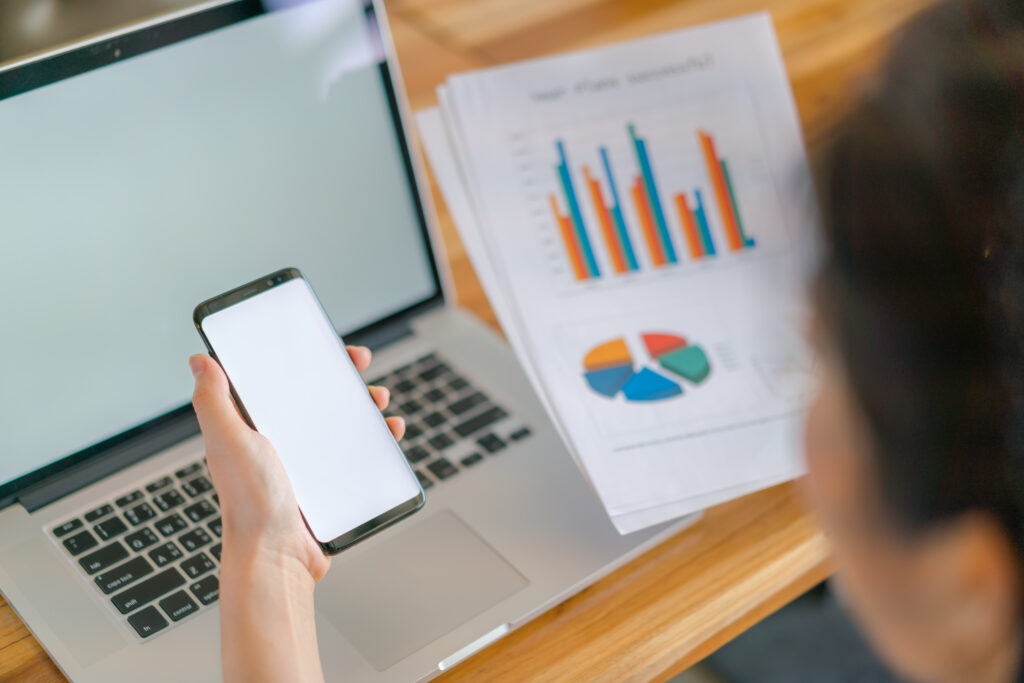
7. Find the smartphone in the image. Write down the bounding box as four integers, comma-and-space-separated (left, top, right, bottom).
193, 268, 424, 554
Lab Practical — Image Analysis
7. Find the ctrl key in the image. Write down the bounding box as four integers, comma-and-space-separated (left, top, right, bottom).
127, 606, 168, 639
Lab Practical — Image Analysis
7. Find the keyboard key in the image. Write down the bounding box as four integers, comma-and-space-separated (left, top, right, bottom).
84, 504, 114, 523
145, 476, 174, 493
62, 530, 98, 556
404, 423, 424, 440
449, 392, 488, 416
510, 427, 532, 441
153, 489, 185, 512
454, 407, 508, 438
183, 500, 216, 523
148, 542, 183, 567
178, 528, 212, 553
460, 453, 484, 468
125, 527, 160, 551
394, 379, 416, 393
416, 353, 437, 365
210, 543, 222, 562
212, 493, 219, 506
414, 470, 433, 490
175, 462, 203, 479
423, 412, 447, 428
53, 518, 83, 538
424, 388, 446, 403
159, 590, 199, 622
181, 476, 213, 498
190, 575, 220, 605
404, 445, 431, 464
366, 376, 387, 387
399, 400, 423, 415
78, 542, 129, 575
208, 517, 222, 538
115, 490, 144, 508
111, 567, 185, 614
478, 433, 507, 454
124, 502, 156, 526
94, 516, 128, 541
448, 377, 470, 392
394, 362, 414, 375
181, 552, 215, 579
427, 458, 458, 480
419, 363, 450, 381
127, 605, 168, 638
428, 433, 454, 450
95, 556, 154, 594
155, 513, 188, 538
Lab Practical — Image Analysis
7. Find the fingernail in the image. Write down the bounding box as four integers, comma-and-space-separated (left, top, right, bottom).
189, 356, 205, 378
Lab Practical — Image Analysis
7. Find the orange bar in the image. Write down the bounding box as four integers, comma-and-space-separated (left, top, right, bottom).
550, 194, 589, 280
674, 194, 704, 260
631, 178, 665, 267
584, 166, 626, 274
698, 131, 743, 251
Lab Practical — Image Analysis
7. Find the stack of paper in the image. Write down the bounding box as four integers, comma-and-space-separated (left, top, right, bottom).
416, 14, 819, 533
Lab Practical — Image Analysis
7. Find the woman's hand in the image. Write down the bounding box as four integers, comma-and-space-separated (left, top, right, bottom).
188, 347, 403, 683
189, 347, 404, 580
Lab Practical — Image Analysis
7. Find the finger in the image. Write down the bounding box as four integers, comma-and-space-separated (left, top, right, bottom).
385, 416, 405, 441
368, 385, 390, 411
347, 346, 371, 373
190, 355, 252, 447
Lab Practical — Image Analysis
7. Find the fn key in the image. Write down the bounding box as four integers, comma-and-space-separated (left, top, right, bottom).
127, 605, 168, 638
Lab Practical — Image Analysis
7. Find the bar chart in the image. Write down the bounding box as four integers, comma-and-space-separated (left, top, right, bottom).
547, 122, 762, 282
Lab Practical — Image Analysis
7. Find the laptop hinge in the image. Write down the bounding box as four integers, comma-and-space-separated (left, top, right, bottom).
346, 306, 426, 350
13, 307, 431, 513
17, 412, 200, 513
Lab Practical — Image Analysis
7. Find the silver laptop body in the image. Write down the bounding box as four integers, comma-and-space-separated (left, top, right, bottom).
0, 2, 693, 680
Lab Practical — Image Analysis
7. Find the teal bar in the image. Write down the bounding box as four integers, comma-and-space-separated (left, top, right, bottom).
600, 146, 639, 271
628, 124, 677, 263
694, 191, 716, 256
720, 160, 754, 248
557, 141, 601, 277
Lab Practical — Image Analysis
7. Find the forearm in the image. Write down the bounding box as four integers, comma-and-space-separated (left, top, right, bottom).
218, 539, 324, 683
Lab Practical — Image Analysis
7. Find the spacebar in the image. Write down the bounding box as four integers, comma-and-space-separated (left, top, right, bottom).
453, 406, 508, 437
111, 568, 185, 614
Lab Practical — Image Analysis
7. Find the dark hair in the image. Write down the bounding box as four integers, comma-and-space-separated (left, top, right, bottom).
814, 0, 1024, 553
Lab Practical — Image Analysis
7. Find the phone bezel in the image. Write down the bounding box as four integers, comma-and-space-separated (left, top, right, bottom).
193, 267, 425, 555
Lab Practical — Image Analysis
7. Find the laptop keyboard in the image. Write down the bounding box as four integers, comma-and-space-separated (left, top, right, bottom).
370, 353, 532, 489
48, 352, 531, 641
50, 461, 222, 639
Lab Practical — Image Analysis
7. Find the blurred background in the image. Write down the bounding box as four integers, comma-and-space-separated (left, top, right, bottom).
0, 0, 203, 64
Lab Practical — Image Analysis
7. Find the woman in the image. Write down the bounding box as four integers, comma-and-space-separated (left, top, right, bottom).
189, 0, 1024, 680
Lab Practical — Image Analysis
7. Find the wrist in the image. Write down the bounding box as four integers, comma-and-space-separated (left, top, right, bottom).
221, 532, 318, 587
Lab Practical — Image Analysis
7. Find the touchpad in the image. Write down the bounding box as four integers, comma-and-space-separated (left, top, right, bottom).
316, 510, 529, 671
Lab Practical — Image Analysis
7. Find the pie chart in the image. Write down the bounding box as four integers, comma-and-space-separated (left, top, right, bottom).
582, 332, 711, 402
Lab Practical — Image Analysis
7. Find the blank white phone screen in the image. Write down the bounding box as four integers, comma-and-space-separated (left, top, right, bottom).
200, 277, 420, 543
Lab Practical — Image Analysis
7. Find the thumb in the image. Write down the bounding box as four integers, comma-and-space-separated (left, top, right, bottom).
189, 354, 252, 446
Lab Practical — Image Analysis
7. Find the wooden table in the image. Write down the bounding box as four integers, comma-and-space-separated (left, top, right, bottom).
1, 0, 937, 679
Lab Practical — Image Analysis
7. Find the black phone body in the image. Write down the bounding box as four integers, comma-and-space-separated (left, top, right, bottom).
194, 268, 424, 554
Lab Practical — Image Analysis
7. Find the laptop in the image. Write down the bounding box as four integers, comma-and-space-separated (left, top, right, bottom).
0, 1, 694, 680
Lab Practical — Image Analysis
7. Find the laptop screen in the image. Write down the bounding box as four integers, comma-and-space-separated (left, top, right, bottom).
0, 0, 439, 490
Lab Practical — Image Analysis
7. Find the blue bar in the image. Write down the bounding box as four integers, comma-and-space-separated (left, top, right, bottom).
599, 147, 639, 271
628, 124, 677, 263
694, 191, 717, 256
557, 141, 600, 277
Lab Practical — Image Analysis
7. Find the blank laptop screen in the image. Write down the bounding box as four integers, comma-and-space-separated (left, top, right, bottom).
0, 0, 438, 487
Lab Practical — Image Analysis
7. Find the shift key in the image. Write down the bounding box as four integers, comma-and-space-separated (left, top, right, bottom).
111, 568, 185, 614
